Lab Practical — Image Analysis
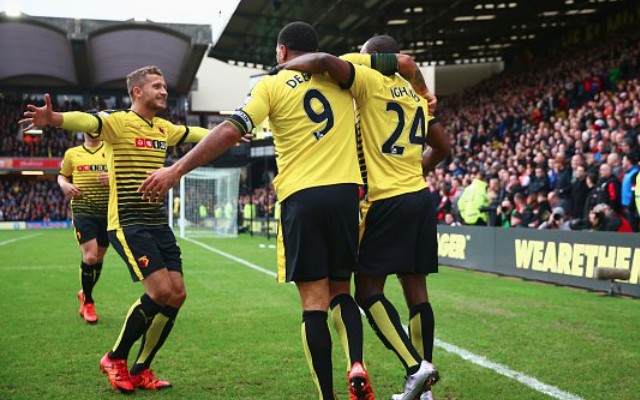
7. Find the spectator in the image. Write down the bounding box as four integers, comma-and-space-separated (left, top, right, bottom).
443, 213, 461, 227
458, 171, 489, 225
505, 174, 524, 202
513, 192, 527, 213
532, 191, 552, 228
635, 167, 640, 231
552, 154, 573, 212
547, 190, 561, 211
494, 199, 513, 227
436, 186, 453, 222
620, 154, 639, 230
487, 177, 501, 201
620, 138, 639, 164
528, 165, 549, 195
570, 165, 589, 218
570, 154, 585, 182
547, 158, 557, 189
538, 207, 571, 230
510, 211, 526, 228
450, 177, 463, 216
589, 203, 633, 232
606, 152, 622, 180
525, 193, 543, 228
596, 163, 621, 211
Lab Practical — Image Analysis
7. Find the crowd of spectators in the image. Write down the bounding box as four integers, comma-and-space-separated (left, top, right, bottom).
431, 30, 640, 233
0, 95, 86, 157
0, 177, 69, 222
238, 185, 277, 220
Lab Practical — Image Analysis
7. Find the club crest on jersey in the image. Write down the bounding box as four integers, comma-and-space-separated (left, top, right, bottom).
76, 164, 107, 171
138, 255, 150, 268
135, 138, 167, 150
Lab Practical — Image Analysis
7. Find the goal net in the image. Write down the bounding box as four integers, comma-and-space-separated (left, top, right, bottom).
169, 167, 241, 238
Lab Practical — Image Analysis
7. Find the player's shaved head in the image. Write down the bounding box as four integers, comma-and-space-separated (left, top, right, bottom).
361, 35, 400, 54
277, 21, 318, 52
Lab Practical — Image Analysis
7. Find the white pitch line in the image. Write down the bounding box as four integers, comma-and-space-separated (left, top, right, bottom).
183, 237, 277, 278
0, 265, 70, 271
434, 340, 584, 400
183, 237, 585, 400
0, 233, 42, 247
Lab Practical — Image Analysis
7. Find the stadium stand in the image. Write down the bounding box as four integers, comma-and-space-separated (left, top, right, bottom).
0, 176, 69, 221
1, 94, 85, 157
433, 29, 640, 231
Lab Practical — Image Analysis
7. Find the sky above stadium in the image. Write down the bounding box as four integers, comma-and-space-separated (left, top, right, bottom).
0, 0, 240, 43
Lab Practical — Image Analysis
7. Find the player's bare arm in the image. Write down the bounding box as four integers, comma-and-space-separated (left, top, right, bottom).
138, 121, 243, 202
20, 93, 100, 135
422, 121, 451, 175
97, 172, 109, 186
280, 53, 437, 114
278, 52, 352, 86
19, 93, 64, 131
396, 54, 437, 113
57, 174, 82, 199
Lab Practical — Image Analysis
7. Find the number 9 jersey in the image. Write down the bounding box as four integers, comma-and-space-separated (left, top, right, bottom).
229, 70, 363, 201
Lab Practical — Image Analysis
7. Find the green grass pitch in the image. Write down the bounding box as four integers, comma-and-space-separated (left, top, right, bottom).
0, 230, 638, 399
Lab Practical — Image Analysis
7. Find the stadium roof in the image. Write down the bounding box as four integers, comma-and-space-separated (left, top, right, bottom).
0, 14, 211, 95
210, 0, 634, 68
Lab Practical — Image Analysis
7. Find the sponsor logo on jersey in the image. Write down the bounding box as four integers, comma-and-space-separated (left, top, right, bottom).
76, 164, 108, 171
134, 138, 167, 150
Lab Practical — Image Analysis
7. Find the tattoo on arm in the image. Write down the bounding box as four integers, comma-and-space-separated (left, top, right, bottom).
410, 67, 428, 94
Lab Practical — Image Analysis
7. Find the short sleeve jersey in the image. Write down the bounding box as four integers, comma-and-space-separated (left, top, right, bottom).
230, 70, 362, 201
345, 64, 430, 201
59, 144, 109, 217
87, 110, 208, 230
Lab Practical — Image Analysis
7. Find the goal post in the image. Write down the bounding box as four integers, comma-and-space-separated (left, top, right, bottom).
169, 167, 241, 239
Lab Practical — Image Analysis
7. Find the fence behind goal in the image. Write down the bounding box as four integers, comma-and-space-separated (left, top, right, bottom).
169, 167, 241, 238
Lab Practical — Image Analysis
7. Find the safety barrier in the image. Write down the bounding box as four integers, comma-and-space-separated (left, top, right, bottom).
437, 225, 640, 297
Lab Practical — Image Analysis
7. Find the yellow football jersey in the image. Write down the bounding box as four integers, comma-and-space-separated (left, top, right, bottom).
59, 143, 109, 217
346, 63, 430, 201
229, 70, 362, 201
61, 110, 209, 230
